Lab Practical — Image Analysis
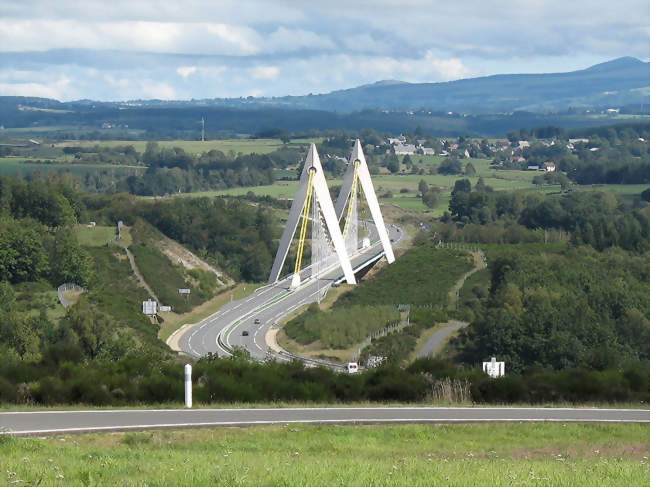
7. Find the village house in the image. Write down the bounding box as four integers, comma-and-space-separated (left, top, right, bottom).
394, 143, 416, 155
517, 140, 530, 150
543, 162, 556, 172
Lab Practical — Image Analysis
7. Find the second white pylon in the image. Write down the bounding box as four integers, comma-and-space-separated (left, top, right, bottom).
268, 144, 356, 287
268, 140, 394, 288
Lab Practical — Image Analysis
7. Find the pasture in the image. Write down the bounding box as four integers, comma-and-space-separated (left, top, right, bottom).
0, 157, 140, 178
1, 423, 647, 486
55, 137, 320, 155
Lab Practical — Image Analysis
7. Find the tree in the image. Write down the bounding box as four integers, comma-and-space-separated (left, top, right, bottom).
464, 162, 477, 176
49, 226, 93, 287
386, 154, 400, 174
438, 157, 462, 175
641, 188, 650, 202
452, 179, 472, 195
65, 297, 111, 359
418, 179, 428, 195
422, 189, 440, 209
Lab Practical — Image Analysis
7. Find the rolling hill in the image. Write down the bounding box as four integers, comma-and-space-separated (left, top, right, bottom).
263, 57, 650, 113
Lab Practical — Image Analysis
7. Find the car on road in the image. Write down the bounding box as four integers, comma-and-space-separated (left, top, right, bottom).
242, 330, 249, 336
254, 318, 260, 324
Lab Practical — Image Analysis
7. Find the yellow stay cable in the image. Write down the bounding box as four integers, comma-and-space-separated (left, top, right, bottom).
342, 160, 359, 237
294, 169, 315, 274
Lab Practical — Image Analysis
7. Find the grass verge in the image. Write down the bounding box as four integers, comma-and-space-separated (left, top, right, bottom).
1, 423, 647, 486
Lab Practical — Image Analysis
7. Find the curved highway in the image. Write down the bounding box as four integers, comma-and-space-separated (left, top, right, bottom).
177, 222, 404, 361
2, 407, 648, 435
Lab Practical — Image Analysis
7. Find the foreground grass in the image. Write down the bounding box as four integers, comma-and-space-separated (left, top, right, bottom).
1, 423, 647, 486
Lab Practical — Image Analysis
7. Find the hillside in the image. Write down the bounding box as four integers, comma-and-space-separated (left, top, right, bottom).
1, 58, 648, 138
266, 57, 650, 113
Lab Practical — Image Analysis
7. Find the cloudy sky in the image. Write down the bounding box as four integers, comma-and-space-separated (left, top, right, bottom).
1, 0, 648, 101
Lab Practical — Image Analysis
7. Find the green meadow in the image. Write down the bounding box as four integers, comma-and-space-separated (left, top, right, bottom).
0, 157, 140, 178
1, 423, 647, 486
56, 137, 320, 155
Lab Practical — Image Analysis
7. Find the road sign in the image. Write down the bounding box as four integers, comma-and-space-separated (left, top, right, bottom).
142, 299, 157, 315
483, 357, 505, 378
178, 288, 191, 294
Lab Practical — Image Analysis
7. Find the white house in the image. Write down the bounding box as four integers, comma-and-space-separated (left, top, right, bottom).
543, 162, 556, 172
517, 140, 530, 150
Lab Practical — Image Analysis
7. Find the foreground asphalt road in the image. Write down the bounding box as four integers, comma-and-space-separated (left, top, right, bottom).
178, 222, 404, 360
2, 407, 648, 435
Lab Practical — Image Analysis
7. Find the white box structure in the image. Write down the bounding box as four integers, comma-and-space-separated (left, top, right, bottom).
142, 299, 157, 315
483, 357, 505, 378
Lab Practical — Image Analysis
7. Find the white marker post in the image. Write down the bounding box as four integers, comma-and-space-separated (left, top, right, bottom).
184, 364, 192, 408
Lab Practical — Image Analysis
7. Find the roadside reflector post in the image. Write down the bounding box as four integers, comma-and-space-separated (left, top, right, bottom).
184, 364, 192, 408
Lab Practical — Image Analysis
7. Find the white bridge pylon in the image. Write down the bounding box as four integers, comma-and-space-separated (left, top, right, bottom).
268, 144, 356, 287
267, 140, 394, 287
335, 139, 395, 264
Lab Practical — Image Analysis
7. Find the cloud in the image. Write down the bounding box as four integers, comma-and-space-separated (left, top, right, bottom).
0, 0, 647, 101
249, 65, 280, 80
177, 66, 197, 78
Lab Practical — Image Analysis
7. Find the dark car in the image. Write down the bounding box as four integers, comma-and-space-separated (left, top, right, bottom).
254, 318, 260, 324
242, 330, 249, 336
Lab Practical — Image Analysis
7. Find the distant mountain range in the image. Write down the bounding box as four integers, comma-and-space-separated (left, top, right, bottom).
248, 57, 649, 113
1, 57, 649, 137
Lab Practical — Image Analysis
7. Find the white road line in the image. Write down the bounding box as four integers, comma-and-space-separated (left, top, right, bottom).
4, 406, 648, 414
5, 417, 650, 435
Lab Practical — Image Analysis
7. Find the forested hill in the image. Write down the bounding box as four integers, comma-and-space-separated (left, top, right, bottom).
264, 57, 649, 113
1, 58, 649, 138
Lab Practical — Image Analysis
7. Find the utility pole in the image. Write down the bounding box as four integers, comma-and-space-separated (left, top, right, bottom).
201, 117, 205, 142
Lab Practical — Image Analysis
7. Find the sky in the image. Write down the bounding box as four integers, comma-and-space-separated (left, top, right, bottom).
0, 0, 648, 101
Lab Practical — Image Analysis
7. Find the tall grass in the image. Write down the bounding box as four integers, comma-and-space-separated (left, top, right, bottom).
284, 304, 400, 348
1, 423, 647, 486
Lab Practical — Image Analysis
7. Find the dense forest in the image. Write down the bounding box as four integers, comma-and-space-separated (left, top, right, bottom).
443, 180, 649, 251
455, 245, 649, 372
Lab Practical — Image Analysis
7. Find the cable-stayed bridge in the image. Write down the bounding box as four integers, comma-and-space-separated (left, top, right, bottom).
177, 140, 402, 363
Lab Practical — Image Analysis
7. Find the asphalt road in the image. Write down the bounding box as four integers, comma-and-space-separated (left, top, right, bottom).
417, 320, 470, 358
2, 407, 648, 435
178, 222, 404, 360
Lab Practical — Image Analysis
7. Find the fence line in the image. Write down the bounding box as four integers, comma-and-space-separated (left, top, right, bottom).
354, 306, 412, 360
57, 283, 87, 308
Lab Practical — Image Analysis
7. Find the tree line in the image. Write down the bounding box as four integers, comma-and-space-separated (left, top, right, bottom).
445, 181, 649, 252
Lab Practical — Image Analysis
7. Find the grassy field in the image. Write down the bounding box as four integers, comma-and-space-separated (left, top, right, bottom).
0, 157, 140, 177
74, 225, 117, 247
12, 281, 66, 322
191, 159, 542, 214
55, 137, 321, 155
1, 423, 647, 486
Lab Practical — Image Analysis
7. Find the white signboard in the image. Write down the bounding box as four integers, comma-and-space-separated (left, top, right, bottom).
347, 362, 359, 374
142, 299, 157, 315
482, 357, 505, 378
159, 305, 172, 312
178, 288, 191, 294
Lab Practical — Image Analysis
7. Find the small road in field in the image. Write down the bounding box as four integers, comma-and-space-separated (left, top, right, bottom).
416, 249, 486, 359
2, 407, 648, 435
417, 320, 470, 358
